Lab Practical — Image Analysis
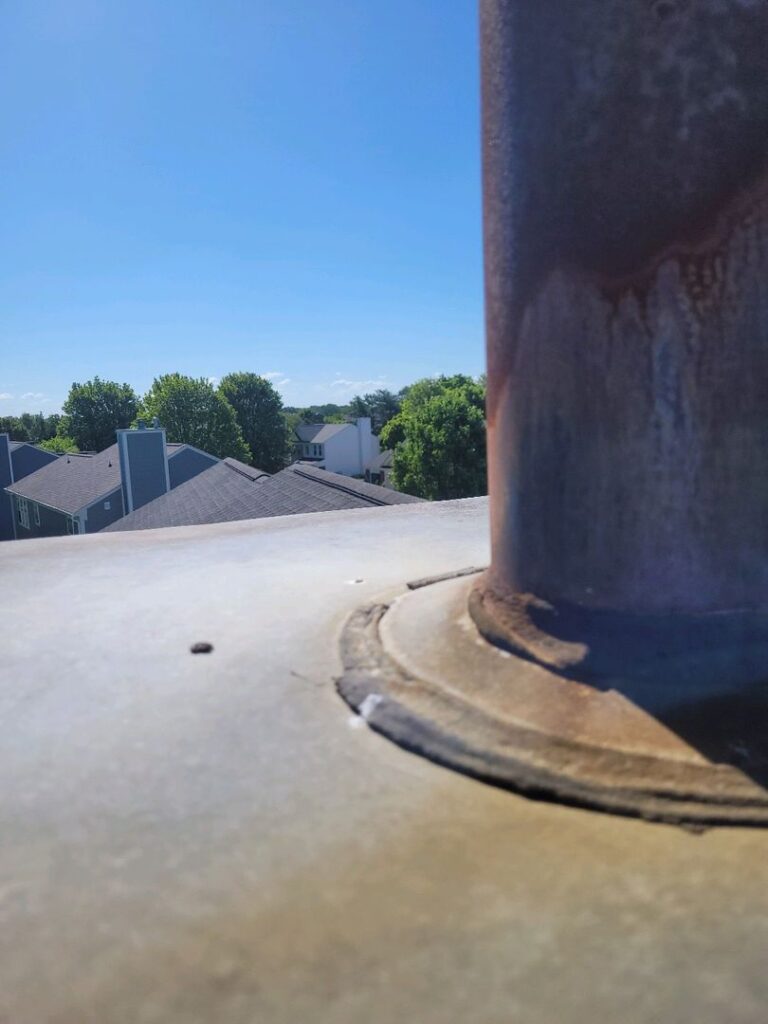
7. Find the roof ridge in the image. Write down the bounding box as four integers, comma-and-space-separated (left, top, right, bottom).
287, 466, 386, 506
223, 459, 269, 482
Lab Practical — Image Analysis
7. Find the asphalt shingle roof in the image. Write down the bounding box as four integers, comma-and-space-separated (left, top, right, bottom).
294, 422, 350, 444
102, 459, 271, 531
104, 461, 422, 533
5, 443, 190, 515
370, 449, 394, 471
280, 464, 419, 506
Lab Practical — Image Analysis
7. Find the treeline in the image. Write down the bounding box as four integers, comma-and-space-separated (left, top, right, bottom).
6, 373, 488, 500
282, 388, 406, 437
0, 412, 62, 445
19, 374, 288, 472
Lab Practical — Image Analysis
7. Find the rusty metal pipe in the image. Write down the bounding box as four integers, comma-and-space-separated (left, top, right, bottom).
473, 0, 768, 677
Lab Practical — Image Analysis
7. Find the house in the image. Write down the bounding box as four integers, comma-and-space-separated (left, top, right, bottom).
0, 435, 60, 541
293, 417, 379, 477
4, 424, 218, 539
103, 460, 422, 533
366, 448, 395, 489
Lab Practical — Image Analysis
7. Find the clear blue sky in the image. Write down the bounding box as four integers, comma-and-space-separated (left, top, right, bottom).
0, 0, 483, 415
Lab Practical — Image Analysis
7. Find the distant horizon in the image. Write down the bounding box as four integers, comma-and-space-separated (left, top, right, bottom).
1, 1, 483, 419
0, 366, 485, 420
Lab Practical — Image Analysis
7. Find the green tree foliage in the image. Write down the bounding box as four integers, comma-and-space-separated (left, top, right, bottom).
349, 389, 401, 433
0, 413, 61, 443
38, 435, 79, 454
218, 372, 288, 472
62, 378, 139, 452
138, 374, 251, 462
0, 416, 28, 441
282, 409, 304, 439
380, 375, 487, 500
284, 403, 350, 424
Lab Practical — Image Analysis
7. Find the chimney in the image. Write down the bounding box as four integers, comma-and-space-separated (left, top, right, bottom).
356, 417, 372, 473
0, 434, 14, 541
117, 426, 171, 514
339, 0, 768, 827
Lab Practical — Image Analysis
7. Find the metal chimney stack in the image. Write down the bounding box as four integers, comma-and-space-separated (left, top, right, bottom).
340, 0, 768, 826
473, 0, 768, 678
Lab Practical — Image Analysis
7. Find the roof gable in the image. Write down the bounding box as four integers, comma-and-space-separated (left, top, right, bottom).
294, 422, 350, 444
5, 441, 198, 515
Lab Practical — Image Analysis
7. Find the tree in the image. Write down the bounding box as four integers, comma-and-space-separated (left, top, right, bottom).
39, 435, 79, 454
138, 374, 251, 462
218, 373, 288, 472
0, 416, 29, 441
349, 389, 401, 433
380, 375, 487, 500
62, 378, 139, 452
284, 403, 350, 424
0, 412, 62, 444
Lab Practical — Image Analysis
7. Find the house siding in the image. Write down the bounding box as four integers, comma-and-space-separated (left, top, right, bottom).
84, 488, 124, 534
169, 447, 218, 489
324, 428, 362, 476
12, 496, 70, 540
297, 421, 379, 477
11, 445, 58, 482
0, 436, 14, 542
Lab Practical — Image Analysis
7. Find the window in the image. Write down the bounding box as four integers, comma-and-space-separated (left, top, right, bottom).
17, 497, 30, 530
66, 517, 80, 535
104, 501, 111, 511
33, 503, 40, 526
313, 444, 323, 457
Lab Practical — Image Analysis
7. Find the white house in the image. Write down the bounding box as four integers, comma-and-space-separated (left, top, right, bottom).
293, 417, 380, 477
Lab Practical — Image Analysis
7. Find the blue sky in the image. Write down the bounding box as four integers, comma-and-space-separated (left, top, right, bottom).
0, 0, 482, 415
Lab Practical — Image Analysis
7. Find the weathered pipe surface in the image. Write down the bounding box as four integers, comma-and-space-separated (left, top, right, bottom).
481, 0, 768, 615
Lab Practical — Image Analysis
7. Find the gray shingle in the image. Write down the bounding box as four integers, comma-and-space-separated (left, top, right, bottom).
222, 458, 270, 482
293, 422, 349, 444
281, 464, 420, 505
103, 460, 268, 531
104, 461, 422, 533
6, 445, 122, 514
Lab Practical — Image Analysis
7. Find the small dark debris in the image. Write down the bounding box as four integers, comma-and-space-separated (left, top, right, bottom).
190, 642, 214, 655
680, 821, 710, 836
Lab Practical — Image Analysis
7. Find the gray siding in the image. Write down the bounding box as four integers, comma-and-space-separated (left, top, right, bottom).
11, 445, 58, 482
0, 436, 14, 541
84, 488, 124, 533
12, 495, 70, 540
169, 447, 218, 489
11, 488, 123, 539
122, 431, 169, 511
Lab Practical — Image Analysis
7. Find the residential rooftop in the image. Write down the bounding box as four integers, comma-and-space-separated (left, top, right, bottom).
293, 422, 351, 444
5, 442, 185, 516
104, 460, 422, 533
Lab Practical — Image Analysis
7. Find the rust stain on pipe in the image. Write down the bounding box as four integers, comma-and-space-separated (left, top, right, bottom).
480, 0, 768, 620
